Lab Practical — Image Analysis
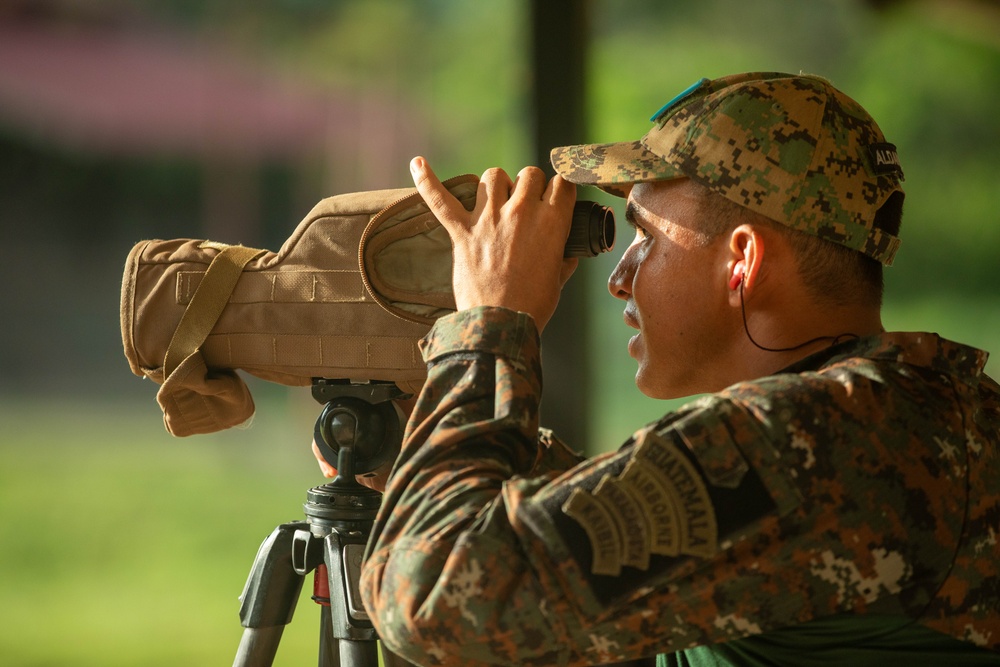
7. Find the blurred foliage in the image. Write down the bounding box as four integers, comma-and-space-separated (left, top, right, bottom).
0, 394, 327, 666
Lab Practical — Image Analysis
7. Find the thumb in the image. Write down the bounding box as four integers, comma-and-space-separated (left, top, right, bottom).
559, 258, 579, 287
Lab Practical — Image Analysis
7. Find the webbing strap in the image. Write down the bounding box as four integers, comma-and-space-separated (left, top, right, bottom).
163, 244, 264, 379
200, 332, 421, 371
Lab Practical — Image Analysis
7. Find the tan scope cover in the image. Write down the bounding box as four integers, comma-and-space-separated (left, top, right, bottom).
121, 174, 478, 436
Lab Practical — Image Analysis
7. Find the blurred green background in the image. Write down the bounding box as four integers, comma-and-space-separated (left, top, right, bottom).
1, 0, 998, 664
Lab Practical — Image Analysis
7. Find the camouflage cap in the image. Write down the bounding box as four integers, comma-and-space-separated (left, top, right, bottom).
550, 72, 905, 265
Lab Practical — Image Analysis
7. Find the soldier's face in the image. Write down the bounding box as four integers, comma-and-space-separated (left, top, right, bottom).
608, 178, 735, 399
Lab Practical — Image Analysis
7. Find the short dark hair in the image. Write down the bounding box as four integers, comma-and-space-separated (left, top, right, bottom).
695, 185, 904, 308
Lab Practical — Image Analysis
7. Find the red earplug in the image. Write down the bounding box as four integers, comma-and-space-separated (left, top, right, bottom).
729, 263, 745, 290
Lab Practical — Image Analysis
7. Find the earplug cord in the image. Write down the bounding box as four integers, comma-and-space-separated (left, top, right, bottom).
738, 278, 858, 353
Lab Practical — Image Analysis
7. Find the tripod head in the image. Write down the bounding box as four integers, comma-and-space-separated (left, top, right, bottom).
311, 379, 408, 482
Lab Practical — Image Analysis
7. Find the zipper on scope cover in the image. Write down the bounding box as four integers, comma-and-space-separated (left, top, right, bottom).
357, 174, 479, 324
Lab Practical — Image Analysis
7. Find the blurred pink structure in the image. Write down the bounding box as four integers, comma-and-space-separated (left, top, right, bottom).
0, 15, 422, 190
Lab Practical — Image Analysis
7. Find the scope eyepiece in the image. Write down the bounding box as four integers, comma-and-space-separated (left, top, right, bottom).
565, 201, 615, 258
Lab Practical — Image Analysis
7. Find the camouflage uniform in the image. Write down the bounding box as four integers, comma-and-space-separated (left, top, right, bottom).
361, 307, 999, 666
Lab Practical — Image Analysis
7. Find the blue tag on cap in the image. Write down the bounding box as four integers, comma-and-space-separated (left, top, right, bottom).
650, 77, 710, 122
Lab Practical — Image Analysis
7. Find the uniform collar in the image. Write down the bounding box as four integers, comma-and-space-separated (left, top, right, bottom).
784, 331, 990, 388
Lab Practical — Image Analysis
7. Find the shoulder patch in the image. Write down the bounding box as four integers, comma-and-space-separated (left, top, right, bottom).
562, 430, 720, 576
523, 405, 781, 605
619, 460, 682, 557
593, 475, 651, 571
633, 430, 718, 558
562, 487, 622, 576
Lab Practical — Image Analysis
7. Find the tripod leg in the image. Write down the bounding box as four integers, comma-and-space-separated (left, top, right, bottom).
320, 530, 382, 666
339, 640, 379, 665
233, 522, 319, 667
312, 565, 341, 667
234, 626, 285, 667
318, 606, 340, 667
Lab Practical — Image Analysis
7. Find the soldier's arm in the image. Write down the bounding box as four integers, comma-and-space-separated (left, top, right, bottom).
361, 306, 568, 664
359, 306, 797, 665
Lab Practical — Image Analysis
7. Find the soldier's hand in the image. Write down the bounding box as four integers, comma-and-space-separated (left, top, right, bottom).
409, 156, 578, 332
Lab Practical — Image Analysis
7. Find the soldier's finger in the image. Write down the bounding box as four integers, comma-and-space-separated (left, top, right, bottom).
545, 174, 577, 213
559, 258, 579, 287
410, 156, 467, 230
479, 167, 514, 208
311, 439, 337, 479
512, 166, 548, 201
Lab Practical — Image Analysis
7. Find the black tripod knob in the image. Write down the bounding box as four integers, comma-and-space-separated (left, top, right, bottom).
313, 396, 401, 478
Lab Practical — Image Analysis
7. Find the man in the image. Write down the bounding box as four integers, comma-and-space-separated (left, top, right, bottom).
335, 73, 999, 665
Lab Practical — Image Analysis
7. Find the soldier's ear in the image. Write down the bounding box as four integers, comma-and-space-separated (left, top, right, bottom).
727, 225, 765, 299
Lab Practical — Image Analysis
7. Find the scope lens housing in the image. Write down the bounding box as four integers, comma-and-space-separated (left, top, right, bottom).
565, 201, 615, 258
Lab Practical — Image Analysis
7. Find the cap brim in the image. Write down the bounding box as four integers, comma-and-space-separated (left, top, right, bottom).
550, 139, 683, 197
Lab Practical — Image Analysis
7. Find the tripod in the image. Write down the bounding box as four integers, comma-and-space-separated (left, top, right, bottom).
233, 380, 415, 667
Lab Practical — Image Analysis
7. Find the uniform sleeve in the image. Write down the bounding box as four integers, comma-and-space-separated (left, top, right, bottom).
361, 306, 571, 665
359, 308, 802, 665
